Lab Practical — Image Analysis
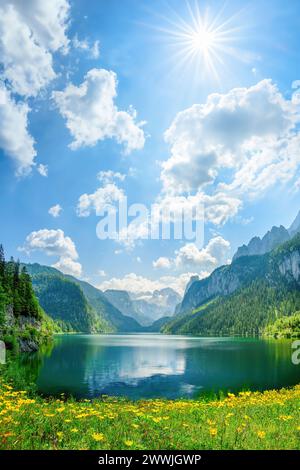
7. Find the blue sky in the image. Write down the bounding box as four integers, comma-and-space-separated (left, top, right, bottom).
0, 0, 300, 295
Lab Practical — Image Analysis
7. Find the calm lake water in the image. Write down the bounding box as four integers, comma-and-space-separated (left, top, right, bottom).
20, 334, 300, 399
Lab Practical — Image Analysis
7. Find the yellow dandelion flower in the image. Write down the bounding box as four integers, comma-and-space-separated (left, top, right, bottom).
71, 428, 78, 433
209, 428, 217, 437
152, 417, 162, 423
56, 432, 63, 439
257, 431, 266, 439
279, 415, 293, 421
124, 440, 134, 447
92, 432, 105, 442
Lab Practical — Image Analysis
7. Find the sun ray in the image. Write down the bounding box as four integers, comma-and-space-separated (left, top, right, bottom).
145, 0, 249, 82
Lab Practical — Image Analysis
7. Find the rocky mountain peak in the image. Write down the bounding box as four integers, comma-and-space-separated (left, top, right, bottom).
289, 210, 300, 236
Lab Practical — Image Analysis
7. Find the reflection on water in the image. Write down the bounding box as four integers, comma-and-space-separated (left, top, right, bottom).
20, 334, 300, 400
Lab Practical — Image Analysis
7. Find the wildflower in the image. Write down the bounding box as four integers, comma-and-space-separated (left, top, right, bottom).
152, 417, 162, 423
257, 431, 266, 439
56, 432, 63, 439
71, 428, 78, 433
92, 433, 105, 442
207, 419, 216, 426
124, 440, 134, 447
209, 428, 217, 437
278, 415, 293, 421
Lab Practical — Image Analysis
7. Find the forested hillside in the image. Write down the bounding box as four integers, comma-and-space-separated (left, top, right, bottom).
0, 245, 54, 351
25, 264, 142, 333
163, 235, 300, 336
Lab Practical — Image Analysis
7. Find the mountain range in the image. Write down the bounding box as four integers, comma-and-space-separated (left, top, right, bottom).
233, 210, 300, 260
162, 212, 300, 336
104, 288, 181, 326
23, 209, 300, 337
25, 264, 142, 333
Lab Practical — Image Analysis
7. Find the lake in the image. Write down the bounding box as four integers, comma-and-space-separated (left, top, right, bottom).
20, 334, 300, 400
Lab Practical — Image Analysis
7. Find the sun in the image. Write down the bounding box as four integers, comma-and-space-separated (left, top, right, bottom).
153, 1, 245, 81
190, 28, 217, 55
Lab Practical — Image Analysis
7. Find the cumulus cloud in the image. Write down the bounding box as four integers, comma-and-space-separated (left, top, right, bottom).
97, 272, 200, 296
155, 191, 241, 227
20, 228, 82, 277
153, 257, 172, 269
160, 79, 300, 227
0, 84, 36, 175
52, 256, 82, 278
0, 0, 70, 174
52, 68, 145, 153
153, 236, 231, 272
77, 182, 125, 217
0, 0, 70, 97
48, 204, 62, 218
162, 79, 297, 194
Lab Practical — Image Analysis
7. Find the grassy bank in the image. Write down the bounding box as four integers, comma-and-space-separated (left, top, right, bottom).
0, 380, 299, 450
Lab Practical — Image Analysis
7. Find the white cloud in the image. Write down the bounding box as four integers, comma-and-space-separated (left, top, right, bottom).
48, 204, 62, 218
153, 257, 172, 269
155, 191, 241, 227
159, 272, 206, 296
0, 84, 36, 175
160, 79, 300, 229
202, 192, 242, 225
162, 80, 298, 194
53, 256, 82, 277
11, 0, 70, 52
77, 182, 125, 217
90, 40, 100, 59
175, 236, 230, 269
0, 0, 70, 174
98, 269, 106, 277
37, 163, 48, 177
97, 170, 126, 184
20, 228, 82, 277
292, 80, 300, 89
218, 133, 300, 199
97, 271, 203, 296
98, 273, 161, 294
73, 35, 100, 59
0, 0, 70, 97
52, 68, 145, 153
153, 236, 231, 272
